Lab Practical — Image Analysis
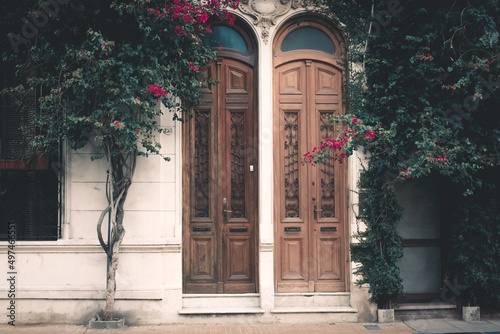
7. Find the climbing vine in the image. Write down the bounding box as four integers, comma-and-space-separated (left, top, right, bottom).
306, 0, 500, 308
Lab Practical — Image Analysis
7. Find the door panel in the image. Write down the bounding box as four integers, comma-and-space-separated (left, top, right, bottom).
317, 236, 340, 280
281, 237, 306, 280
275, 60, 347, 293
226, 235, 251, 280
184, 59, 257, 294
190, 235, 216, 281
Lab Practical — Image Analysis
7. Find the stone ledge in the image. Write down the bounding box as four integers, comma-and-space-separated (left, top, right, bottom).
271, 306, 358, 314
179, 307, 265, 315
0, 242, 181, 254
0, 289, 162, 300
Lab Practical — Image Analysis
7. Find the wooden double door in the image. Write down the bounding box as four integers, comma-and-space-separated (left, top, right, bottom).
183, 57, 257, 293
274, 59, 347, 292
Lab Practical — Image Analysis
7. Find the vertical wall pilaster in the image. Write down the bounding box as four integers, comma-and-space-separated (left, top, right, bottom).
258, 29, 275, 312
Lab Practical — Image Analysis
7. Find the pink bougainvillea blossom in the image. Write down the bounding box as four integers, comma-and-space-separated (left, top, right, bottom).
148, 84, 168, 99
188, 62, 200, 71
364, 130, 375, 140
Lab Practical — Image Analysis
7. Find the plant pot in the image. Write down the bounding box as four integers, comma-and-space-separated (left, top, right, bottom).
0, 159, 15, 169
0, 159, 29, 170
88, 317, 125, 329
462, 306, 480, 322
34, 151, 50, 170
378, 308, 395, 323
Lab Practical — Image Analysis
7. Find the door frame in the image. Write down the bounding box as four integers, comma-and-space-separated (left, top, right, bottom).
272, 17, 349, 292
182, 21, 259, 294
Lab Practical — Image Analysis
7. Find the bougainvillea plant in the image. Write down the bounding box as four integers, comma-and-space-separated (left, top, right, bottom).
1, 0, 238, 320
305, 0, 500, 308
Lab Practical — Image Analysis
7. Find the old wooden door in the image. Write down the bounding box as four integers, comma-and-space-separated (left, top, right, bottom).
273, 21, 348, 293
183, 56, 257, 294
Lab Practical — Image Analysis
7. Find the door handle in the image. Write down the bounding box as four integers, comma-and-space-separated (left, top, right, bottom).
314, 205, 323, 220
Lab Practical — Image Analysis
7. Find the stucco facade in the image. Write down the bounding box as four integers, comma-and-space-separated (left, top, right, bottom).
0, 3, 379, 325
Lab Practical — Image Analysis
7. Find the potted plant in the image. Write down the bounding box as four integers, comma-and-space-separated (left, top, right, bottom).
350, 176, 404, 323
34, 150, 51, 170
0, 150, 30, 170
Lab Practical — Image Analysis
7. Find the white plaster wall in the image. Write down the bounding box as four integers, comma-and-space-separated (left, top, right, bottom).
0, 104, 184, 324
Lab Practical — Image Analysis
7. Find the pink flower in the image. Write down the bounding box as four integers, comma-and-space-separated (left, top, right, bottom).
340, 153, 346, 159
149, 84, 168, 98
188, 62, 199, 71
114, 121, 119, 126
136, 129, 140, 133
198, 11, 209, 23
352, 118, 358, 123
364, 130, 375, 140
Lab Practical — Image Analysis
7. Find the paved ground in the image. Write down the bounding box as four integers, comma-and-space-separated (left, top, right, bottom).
0, 323, 416, 334
406, 318, 500, 333
0, 319, 499, 334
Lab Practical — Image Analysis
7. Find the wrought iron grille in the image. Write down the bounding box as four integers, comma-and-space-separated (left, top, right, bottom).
0, 170, 60, 240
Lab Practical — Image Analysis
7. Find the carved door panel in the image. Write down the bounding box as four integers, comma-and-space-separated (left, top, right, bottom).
183, 58, 257, 294
275, 60, 347, 292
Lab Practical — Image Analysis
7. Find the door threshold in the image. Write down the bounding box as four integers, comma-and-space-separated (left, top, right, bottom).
182, 293, 260, 298
274, 292, 350, 296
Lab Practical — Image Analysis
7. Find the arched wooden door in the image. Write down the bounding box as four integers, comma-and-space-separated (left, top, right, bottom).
183, 25, 258, 294
273, 20, 348, 293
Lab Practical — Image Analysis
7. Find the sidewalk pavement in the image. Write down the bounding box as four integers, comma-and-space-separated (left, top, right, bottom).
0, 319, 499, 334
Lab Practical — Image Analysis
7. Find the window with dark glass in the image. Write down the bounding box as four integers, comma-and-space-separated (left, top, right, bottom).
203, 26, 247, 52
281, 27, 335, 54
0, 61, 60, 241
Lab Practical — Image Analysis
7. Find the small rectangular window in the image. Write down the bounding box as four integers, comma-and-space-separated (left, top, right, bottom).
0, 61, 60, 241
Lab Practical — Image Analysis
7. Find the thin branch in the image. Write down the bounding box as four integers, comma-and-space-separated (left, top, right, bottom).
96, 205, 111, 257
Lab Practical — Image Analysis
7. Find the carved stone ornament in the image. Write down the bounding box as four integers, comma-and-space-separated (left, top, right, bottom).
239, 0, 303, 43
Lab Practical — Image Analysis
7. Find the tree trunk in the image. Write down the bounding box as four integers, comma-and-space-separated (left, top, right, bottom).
100, 151, 135, 321
103, 221, 126, 320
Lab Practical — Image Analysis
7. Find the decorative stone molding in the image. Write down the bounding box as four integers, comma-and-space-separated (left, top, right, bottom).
260, 242, 274, 252
0, 288, 162, 300
239, 0, 302, 43
6, 242, 181, 254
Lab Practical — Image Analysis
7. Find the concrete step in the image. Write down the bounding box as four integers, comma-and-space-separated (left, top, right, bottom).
395, 302, 459, 320
274, 292, 351, 308
182, 293, 260, 309
271, 307, 359, 323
